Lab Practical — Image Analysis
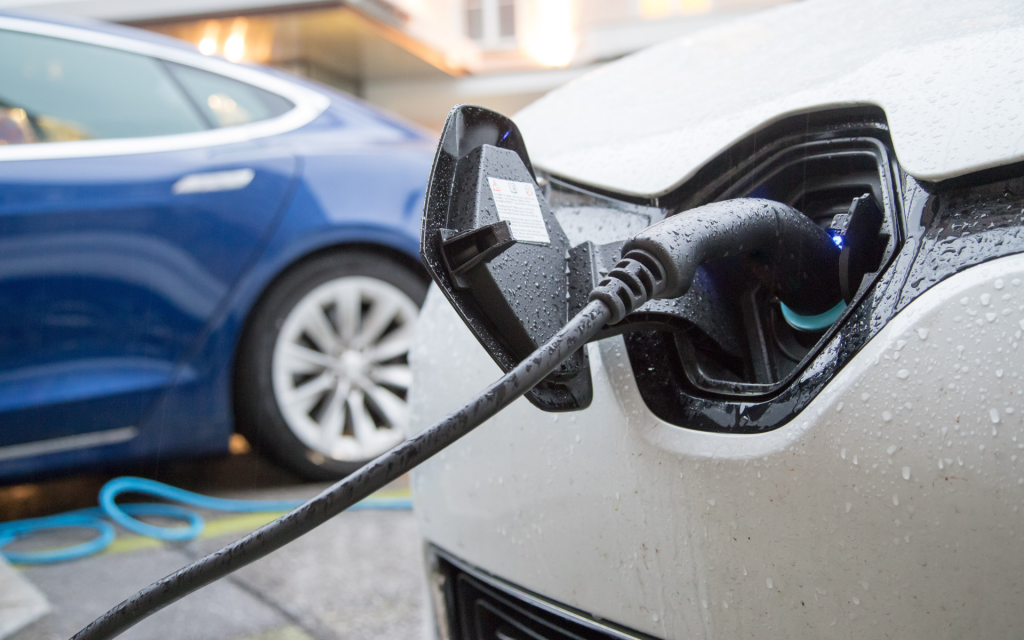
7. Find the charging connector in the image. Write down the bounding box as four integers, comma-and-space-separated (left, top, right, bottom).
591, 198, 842, 324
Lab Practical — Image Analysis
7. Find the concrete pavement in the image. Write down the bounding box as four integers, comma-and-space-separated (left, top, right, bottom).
2, 454, 425, 640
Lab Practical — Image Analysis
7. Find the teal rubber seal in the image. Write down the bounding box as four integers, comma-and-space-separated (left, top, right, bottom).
779, 300, 847, 331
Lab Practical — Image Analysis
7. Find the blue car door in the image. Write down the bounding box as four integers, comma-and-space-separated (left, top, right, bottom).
0, 27, 306, 455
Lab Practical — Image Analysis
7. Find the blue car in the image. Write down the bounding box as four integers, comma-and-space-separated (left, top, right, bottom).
0, 12, 434, 481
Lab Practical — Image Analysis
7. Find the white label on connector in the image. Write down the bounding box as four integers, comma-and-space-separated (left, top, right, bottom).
487, 177, 551, 245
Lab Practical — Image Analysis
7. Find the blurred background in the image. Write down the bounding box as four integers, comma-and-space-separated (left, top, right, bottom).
0, 0, 793, 131
0, 1, 797, 638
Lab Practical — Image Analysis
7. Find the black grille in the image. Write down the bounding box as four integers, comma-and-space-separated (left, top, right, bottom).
431, 550, 651, 640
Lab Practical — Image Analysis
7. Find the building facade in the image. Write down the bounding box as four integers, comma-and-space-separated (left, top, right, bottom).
0, 0, 793, 130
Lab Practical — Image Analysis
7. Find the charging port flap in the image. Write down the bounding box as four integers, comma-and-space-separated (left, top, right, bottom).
421, 105, 594, 411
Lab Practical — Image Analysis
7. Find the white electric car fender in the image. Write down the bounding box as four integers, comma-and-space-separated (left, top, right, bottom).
412, 254, 1024, 638
411, 0, 1024, 638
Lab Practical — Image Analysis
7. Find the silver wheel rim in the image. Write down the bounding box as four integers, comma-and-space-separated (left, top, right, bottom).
272, 275, 418, 462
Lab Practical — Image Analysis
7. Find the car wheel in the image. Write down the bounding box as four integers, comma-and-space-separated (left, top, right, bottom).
235, 250, 427, 480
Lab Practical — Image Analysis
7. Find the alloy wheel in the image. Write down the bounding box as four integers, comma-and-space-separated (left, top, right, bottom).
271, 276, 418, 462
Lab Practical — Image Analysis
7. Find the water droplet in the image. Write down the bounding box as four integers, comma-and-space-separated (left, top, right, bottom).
917, 328, 929, 340
902, 466, 911, 480
845, 502, 852, 513
766, 577, 773, 589
893, 494, 900, 506
883, 411, 893, 422
981, 293, 992, 306
991, 408, 1001, 424
897, 369, 910, 379
887, 445, 898, 456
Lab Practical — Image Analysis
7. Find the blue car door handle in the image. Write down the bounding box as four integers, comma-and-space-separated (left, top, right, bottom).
172, 168, 255, 195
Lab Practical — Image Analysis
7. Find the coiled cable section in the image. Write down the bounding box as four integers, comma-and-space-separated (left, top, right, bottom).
0, 476, 411, 565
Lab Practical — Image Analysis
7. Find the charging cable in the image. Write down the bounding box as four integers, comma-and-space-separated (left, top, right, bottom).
73, 197, 840, 640
0, 477, 411, 564
73, 300, 613, 640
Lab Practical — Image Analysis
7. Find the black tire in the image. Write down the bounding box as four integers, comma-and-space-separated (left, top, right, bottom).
234, 250, 427, 481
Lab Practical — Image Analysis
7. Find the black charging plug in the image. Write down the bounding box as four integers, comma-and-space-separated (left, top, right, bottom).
590, 198, 843, 324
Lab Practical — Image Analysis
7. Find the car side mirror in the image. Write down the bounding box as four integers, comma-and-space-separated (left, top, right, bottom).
420, 105, 593, 411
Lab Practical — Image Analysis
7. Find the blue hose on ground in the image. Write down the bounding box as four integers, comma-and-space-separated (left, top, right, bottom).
0, 476, 412, 564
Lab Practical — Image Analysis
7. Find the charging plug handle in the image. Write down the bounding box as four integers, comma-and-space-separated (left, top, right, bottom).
590, 198, 842, 324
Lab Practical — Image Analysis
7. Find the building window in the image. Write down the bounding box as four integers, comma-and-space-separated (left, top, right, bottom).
465, 0, 516, 47
466, 0, 484, 40
498, 0, 515, 38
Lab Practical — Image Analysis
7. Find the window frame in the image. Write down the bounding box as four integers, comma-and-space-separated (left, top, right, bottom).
465, 0, 517, 50
0, 15, 330, 162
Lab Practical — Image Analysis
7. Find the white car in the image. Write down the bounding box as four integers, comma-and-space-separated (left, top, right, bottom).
410, 0, 1024, 638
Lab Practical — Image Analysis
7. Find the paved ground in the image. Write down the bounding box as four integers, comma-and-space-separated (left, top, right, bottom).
0, 451, 426, 640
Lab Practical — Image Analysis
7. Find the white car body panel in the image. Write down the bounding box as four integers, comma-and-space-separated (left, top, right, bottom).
514, 0, 1024, 197
411, 253, 1024, 638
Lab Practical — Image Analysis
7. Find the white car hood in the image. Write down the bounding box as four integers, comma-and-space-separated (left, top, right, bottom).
514, 0, 1024, 198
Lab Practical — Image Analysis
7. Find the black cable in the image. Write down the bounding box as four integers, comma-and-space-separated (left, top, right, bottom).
71, 299, 613, 640
72, 196, 841, 640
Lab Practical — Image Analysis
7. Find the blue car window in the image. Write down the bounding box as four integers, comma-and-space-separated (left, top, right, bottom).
164, 62, 293, 129
0, 29, 209, 144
